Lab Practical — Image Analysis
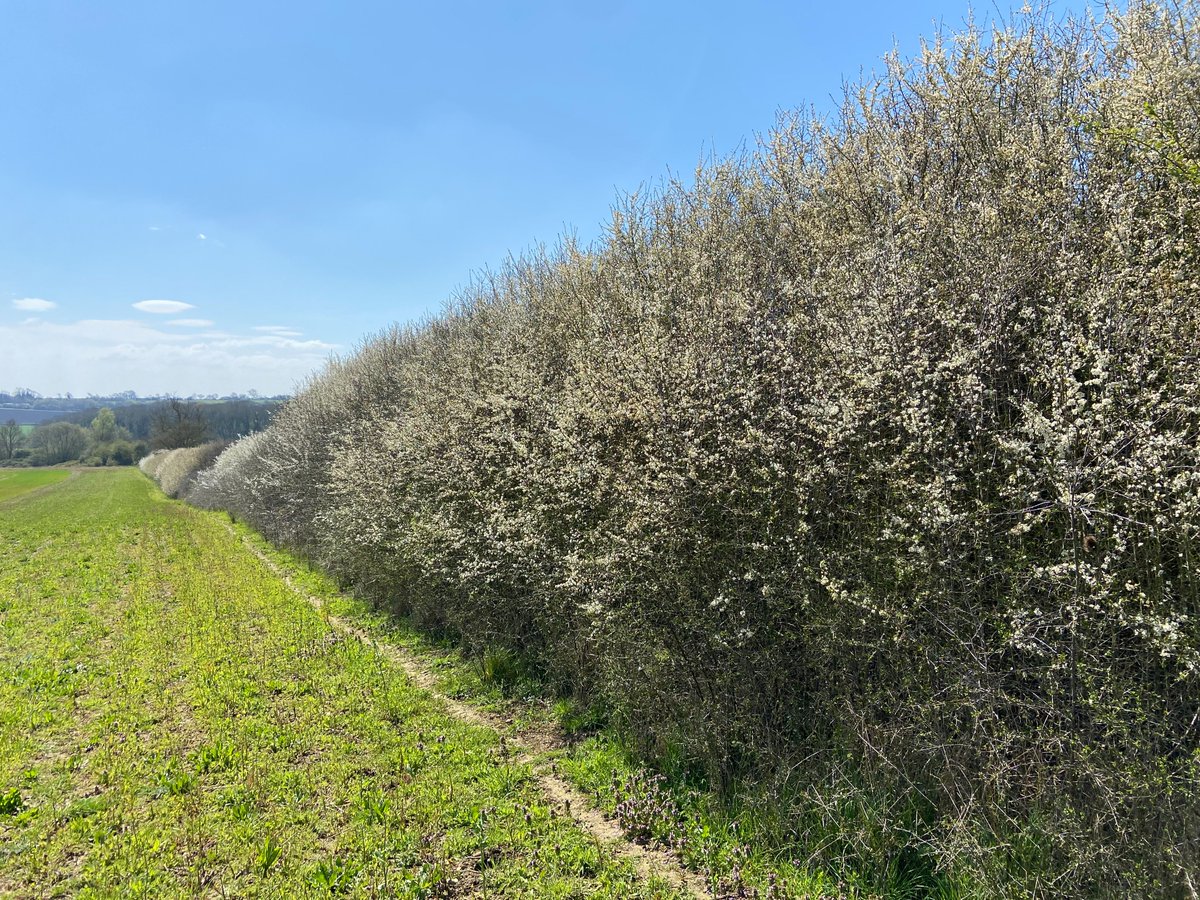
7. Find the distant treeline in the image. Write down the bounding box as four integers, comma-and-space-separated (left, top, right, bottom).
146, 3, 1199, 896
1, 399, 280, 467
53, 398, 281, 443
0, 389, 281, 411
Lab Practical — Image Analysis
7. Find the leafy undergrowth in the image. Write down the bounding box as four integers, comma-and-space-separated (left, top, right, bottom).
231, 505, 963, 899
0, 469, 686, 898
0, 468, 71, 502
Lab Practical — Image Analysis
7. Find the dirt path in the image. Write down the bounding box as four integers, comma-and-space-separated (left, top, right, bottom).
230, 526, 711, 899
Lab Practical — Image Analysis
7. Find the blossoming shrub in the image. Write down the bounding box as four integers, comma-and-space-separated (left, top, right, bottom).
187, 3, 1199, 893
137, 449, 168, 480
144, 441, 227, 499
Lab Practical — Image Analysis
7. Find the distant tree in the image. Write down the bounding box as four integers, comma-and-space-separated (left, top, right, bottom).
150, 398, 210, 449
108, 440, 141, 466
30, 421, 89, 464
84, 438, 142, 467
90, 407, 119, 443
0, 419, 23, 459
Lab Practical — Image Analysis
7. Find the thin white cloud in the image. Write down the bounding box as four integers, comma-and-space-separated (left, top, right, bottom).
0, 317, 338, 396
148, 225, 162, 232
196, 233, 207, 240
132, 299, 195, 314
168, 318, 215, 328
253, 325, 302, 336
12, 298, 57, 311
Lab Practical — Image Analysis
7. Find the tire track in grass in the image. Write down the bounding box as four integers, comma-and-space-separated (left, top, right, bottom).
0, 468, 78, 507
227, 522, 712, 900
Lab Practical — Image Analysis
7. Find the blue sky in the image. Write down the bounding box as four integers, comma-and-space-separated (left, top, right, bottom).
1, 0, 1092, 397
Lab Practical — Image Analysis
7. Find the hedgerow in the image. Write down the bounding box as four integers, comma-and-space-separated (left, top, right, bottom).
184, 3, 1199, 893
143, 442, 226, 499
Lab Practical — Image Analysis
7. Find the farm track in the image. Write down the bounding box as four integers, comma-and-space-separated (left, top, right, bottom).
230, 524, 712, 900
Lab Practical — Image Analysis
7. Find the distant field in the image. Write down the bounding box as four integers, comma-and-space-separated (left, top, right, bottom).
0, 408, 65, 425
0, 469, 70, 502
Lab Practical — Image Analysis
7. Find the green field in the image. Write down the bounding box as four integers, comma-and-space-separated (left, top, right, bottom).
0, 468, 71, 502
0, 469, 688, 898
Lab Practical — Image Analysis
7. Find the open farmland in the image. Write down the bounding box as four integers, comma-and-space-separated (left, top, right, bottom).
0, 469, 693, 898
0, 469, 71, 503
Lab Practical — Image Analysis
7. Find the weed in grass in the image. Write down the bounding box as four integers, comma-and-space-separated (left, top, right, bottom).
255, 834, 282, 877
62, 795, 108, 821
158, 767, 197, 797
554, 697, 608, 737
358, 786, 390, 825
396, 861, 445, 898
194, 740, 240, 774
311, 856, 359, 893
0, 788, 25, 815
227, 796, 255, 821
479, 647, 519, 686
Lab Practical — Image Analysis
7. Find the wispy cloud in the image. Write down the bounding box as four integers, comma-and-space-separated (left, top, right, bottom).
12, 298, 57, 312
0, 318, 338, 396
253, 325, 303, 337
168, 318, 215, 328
196, 233, 207, 240
132, 299, 195, 314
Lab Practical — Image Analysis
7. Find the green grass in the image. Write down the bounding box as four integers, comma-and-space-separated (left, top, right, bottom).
0, 469, 687, 898
0, 468, 71, 502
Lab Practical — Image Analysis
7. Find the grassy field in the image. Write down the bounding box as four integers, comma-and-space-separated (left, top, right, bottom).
0, 469, 688, 898
0, 469, 71, 503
